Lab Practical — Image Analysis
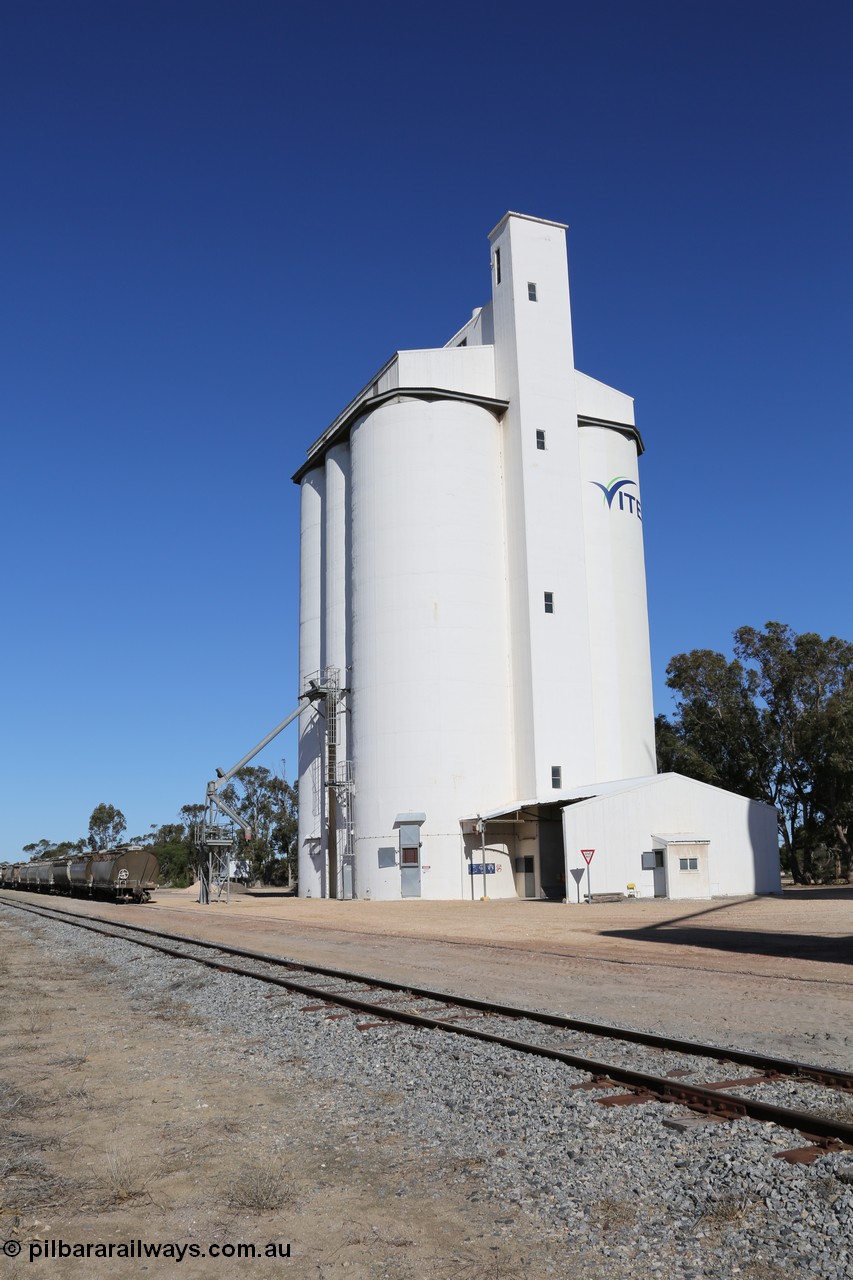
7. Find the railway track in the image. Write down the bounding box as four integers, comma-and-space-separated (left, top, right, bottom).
3, 893, 852, 1162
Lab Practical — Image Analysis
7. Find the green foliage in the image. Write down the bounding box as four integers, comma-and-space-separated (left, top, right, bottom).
658, 622, 853, 884
218, 765, 298, 886
179, 804, 205, 836
148, 836, 193, 888
22, 837, 86, 862
87, 803, 127, 851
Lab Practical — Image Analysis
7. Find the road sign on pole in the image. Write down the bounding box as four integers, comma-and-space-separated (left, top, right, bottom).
569, 867, 585, 903
581, 849, 595, 904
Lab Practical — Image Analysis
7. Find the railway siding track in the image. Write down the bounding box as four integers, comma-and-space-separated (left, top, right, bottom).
3, 893, 853, 1161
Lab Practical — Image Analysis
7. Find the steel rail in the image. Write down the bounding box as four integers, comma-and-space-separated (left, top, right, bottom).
2, 892, 850, 1093
4, 895, 853, 1146
4, 897, 853, 1148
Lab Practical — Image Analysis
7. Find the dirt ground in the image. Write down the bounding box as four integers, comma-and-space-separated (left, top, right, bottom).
0, 887, 851, 1279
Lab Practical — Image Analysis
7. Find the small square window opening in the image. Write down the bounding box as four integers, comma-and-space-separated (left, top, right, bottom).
679, 856, 699, 871
528, 282, 537, 301
551, 766, 562, 789
536, 429, 546, 450
544, 591, 554, 614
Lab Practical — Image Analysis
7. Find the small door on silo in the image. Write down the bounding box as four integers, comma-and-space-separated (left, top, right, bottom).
399, 824, 422, 898
514, 856, 536, 898
400, 847, 421, 897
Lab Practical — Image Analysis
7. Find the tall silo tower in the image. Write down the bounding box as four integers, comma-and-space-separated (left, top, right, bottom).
487, 213, 655, 790
294, 213, 655, 901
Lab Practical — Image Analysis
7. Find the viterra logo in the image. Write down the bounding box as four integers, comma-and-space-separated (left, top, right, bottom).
590, 476, 642, 521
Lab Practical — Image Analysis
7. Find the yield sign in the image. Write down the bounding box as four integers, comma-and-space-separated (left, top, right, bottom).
581, 848, 595, 865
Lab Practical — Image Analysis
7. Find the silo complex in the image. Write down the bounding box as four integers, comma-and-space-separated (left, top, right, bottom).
294, 212, 658, 901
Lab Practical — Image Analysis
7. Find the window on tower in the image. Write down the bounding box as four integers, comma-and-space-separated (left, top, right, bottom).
495, 248, 502, 284
528, 282, 537, 301
544, 591, 554, 613
551, 766, 562, 789
536, 429, 546, 450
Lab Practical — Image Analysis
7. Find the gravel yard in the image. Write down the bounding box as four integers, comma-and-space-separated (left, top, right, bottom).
1, 897, 852, 1280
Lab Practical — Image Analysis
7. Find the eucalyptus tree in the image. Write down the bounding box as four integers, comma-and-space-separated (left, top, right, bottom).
659, 623, 853, 883
87, 803, 127, 851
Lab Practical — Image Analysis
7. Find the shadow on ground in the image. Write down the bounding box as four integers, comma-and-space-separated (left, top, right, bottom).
783, 886, 853, 901
601, 895, 853, 966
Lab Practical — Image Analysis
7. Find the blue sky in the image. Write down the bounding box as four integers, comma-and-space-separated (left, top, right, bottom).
1, 0, 851, 856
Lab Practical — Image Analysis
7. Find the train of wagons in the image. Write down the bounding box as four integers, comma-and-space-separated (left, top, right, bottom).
0, 846, 160, 903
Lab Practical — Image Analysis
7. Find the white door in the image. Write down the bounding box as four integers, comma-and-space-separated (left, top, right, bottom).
652, 850, 667, 898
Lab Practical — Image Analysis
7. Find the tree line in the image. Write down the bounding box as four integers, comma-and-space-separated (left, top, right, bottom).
19, 766, 298, 890
656, 621, 853, 884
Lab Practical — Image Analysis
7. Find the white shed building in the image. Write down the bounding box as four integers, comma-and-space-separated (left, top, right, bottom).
293, 213, 780, 902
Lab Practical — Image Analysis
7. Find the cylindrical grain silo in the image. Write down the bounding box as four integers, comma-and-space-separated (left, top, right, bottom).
579, 424, 656, 780
324, 442, 353, 896
349, 396, 514, 900
297, 466, 326, 896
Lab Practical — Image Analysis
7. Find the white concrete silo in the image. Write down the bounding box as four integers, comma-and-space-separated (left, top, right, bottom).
297, 466, 326, 897
294, 212, 667, 901
349, 395, 514, 899
578, 398, 656, 781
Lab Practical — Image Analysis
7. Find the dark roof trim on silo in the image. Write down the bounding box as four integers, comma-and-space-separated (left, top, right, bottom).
291, 387, 510, 483
577, 415, 645, 456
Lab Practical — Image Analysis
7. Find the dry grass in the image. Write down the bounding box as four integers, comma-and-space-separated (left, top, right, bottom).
1, 1124, 59, 1154
145, 996, 204, 1027
453, 1246, 533, 1280
228, 1157, 296, 1212
449, 1154, 488, 1172
586, 1193, 637, 1231
376, 1089, 406, 1105
49, 1051, 89, 1069
168, 973, 208, 993
811, 1173, 845, 1205
0, 1082, 35, 1117
699, 1191, 751, 1227
64, 1081, 93, 1109
344, 1225, 415, 1249
820, 1095, 853, 1124
98, 1145, 152, 1203
744, 1262, 791, 1280
1, 1146, 69, 1212
22, 1008, 52, 1036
